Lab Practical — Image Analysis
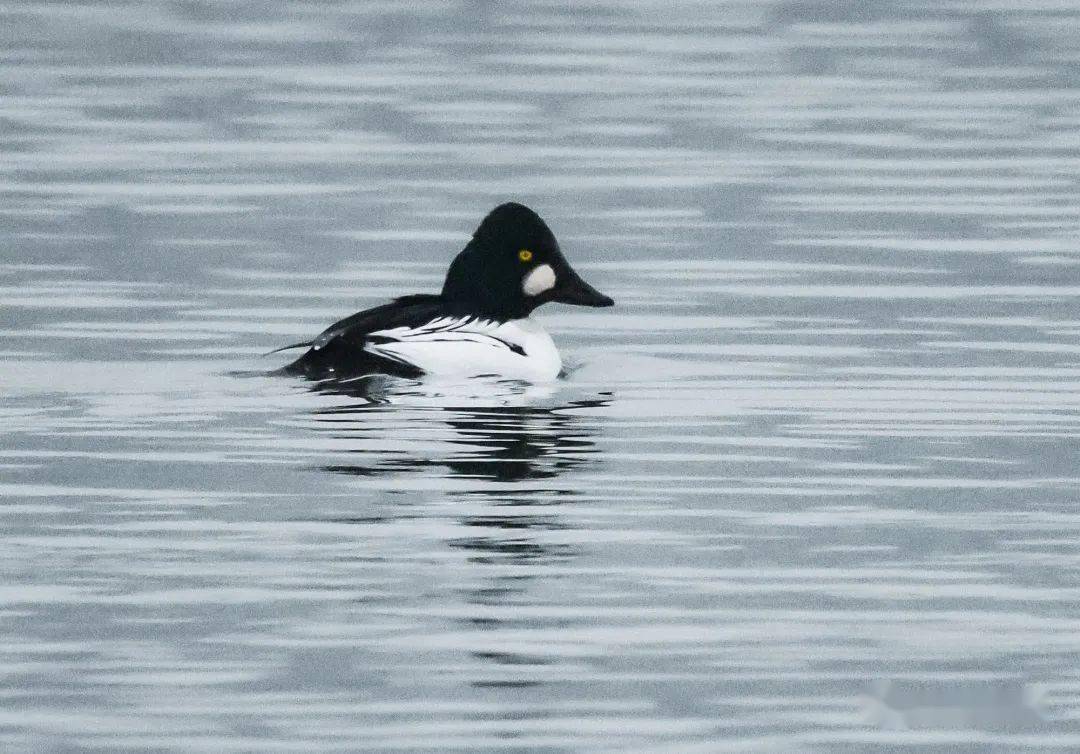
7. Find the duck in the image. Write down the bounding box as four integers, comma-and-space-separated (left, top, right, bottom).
277, 202, 613, 382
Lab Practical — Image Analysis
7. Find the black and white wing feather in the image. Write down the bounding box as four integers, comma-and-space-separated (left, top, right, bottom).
282, 295, 559, 381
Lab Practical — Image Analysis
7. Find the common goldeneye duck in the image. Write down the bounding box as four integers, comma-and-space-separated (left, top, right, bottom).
279, 202, 614, 382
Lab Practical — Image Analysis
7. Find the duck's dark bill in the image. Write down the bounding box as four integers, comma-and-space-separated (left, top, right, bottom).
553, 272, 615, 308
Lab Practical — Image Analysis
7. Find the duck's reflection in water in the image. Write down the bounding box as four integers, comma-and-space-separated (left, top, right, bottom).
302, 377, 609, 681
308, 376, 606, 485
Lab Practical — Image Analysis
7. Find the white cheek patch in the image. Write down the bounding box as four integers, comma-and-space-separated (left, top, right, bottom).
522, 264, 556, 296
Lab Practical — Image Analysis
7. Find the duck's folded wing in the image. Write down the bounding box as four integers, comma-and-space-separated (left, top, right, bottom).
282, 294, 444, 378
309, 294, 442, 350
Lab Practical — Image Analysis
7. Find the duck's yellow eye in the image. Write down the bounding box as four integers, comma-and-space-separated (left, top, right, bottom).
518, 249, 533, 262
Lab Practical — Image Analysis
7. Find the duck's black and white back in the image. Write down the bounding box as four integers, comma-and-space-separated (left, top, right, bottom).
281, 203, 612, 381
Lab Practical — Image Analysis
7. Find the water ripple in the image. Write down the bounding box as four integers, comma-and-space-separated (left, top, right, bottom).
4, 0, 1080, 750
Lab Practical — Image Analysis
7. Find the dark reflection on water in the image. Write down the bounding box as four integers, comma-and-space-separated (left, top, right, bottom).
309, 386, 608, 569
296, 382, 610, 692
309, 377, 607, 483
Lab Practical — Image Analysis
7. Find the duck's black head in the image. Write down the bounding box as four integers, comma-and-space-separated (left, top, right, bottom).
441, 202, 614, 320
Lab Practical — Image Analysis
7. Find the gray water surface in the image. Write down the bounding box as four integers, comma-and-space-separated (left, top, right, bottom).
4, 1, 1080, 750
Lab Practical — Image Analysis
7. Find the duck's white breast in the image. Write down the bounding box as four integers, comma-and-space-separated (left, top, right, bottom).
363, 316, 562, 381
